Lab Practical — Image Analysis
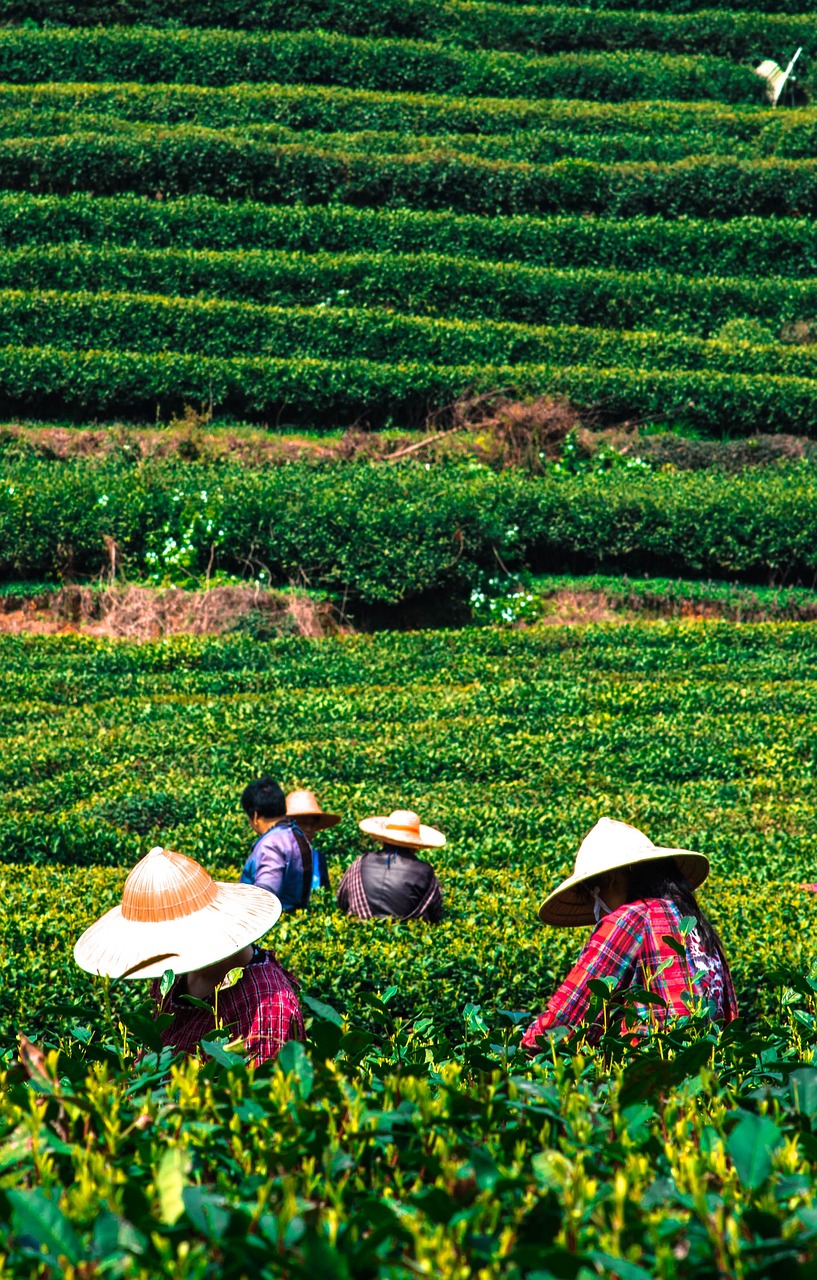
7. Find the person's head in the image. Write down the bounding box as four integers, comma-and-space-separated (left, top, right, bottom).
73, 846, 282, 980
241, 776, 286, 834
359, 809, 446, 853
285, 789, 340, 844
585, 855, 721, 954
295, 814, 321, 842
539, 818, 711, 930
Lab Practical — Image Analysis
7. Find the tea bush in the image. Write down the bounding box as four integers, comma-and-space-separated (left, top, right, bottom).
0, 28, 763, 103
6, 246, 817, 339
0, 85, 781, 141
9, 192, 817, 278
0, 0, 808, 433
6, 131, 817, 216
4, 623, 817, 1275
9, 291, 817, 382
1, 459, 817, 590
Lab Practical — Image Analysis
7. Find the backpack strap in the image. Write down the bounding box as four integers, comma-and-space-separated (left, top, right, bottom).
289, 824, 314, 911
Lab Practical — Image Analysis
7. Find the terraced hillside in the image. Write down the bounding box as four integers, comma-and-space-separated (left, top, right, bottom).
1, 1, 816, 432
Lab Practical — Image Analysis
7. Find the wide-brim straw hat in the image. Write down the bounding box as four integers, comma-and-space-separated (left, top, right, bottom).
359, 809, 446, 849
74, 846, 282, 979
539, 817, 709, 928
286, 789, 340, 831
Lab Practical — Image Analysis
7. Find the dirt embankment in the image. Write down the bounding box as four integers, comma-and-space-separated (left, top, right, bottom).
0, 585, 341, 641
2, 580, 815, 640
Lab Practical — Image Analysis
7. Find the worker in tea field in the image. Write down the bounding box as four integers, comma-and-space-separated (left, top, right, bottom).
336, 809, 444, 922
74, 845, 304, 1065
240, 774, 321, 911
285, 788, 340, 894
522, 817, 738, 1052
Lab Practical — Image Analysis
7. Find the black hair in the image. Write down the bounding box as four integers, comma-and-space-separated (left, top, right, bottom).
241, 776, 286, 819
611, 856, 722, 956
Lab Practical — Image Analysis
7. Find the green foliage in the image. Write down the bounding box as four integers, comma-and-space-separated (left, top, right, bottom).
9, 291, 817, 385
0, 0, 813, 58
4, 991, 817, 1278
2, 341, 817, 434
0, 83, 788, 145
7, 244, 817, 341
5, 128, 817, 215
0, 27, 763, 103
2, 459, 817, 590
9, 191, 817, 278
4, 624, 817, 1276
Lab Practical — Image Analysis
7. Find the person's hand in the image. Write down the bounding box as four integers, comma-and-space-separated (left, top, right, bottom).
798, 882, 817, 893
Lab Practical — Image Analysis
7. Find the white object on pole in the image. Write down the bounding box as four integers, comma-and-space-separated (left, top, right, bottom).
755, 46, 802, 106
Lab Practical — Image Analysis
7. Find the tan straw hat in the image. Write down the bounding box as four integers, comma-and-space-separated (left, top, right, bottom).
74, 846, 283, 979
359, 809, 445, 849
286, 789, 340, 830
539, 817, 709, 928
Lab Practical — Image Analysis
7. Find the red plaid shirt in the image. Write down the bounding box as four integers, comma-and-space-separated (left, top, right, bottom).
151, 949, 304, 1066
522, 897, 738, 1053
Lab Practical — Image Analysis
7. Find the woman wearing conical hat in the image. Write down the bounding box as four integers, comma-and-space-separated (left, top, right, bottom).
522, 818, 738, 1053
337, 809, 445, 923
75, 846, 304, 1065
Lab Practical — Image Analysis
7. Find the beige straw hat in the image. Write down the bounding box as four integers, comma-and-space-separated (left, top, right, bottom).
539, 817, 709, 928
74, 846, 282, 979
286, 789, 340, 830
359, 809, 446, 849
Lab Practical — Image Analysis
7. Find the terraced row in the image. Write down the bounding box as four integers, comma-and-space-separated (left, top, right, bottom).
0, 7, 812, 58
0, 29, 765, 103
0, 10, 809, 432
5, 194, 817, 277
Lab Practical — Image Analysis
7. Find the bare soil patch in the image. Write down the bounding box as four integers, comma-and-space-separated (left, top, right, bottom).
0, 585, 341, 641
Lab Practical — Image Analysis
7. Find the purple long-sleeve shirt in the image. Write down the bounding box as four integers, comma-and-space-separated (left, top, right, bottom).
240, 818, 312, 911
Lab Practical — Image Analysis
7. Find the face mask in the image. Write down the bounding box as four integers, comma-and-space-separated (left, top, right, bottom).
592, 886, 612, 923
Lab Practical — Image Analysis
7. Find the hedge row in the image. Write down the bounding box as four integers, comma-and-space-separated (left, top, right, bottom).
0, 29, 764, 104
0, 110, 755, 167
0, 0, 812, 58
484, 0, 811, 13
7, 290, 817, 381
0, 0, 441, 35
0, 83, 780, 142
4, 246, 814, 336
3, 133, 815, 217
0, 109, 731, 167
7, 195, 817, 279
446, 6, 817, 60
0, 458, 816, 595
1, 344, 816, 435
2, 0, 812, 27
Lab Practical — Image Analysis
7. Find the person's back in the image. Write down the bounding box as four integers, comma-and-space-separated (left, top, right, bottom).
153, 945, 304, 1064
241, 817, 312, 912
337, 809, 445, 923
361, 846, 441, 920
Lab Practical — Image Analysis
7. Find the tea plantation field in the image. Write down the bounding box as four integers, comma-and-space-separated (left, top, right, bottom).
3, 623, 817, 1276
2, 0, 817, 430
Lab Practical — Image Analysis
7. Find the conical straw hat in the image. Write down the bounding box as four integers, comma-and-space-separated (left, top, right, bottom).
286, 789, 340, 830
74, 846, 282, 979
539, 817, 709, 927
359, 809, 445, 849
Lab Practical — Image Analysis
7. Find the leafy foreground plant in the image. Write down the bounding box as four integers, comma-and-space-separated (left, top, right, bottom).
5, 980, 817, 1279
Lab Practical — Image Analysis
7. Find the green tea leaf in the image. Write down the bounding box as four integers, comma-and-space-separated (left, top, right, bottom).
727, 1111, 783, 1190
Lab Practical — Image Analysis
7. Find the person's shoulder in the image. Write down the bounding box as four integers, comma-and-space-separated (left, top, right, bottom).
258, 822, 297, 849
253, 950, 299, 992
601, 899, 651, 930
